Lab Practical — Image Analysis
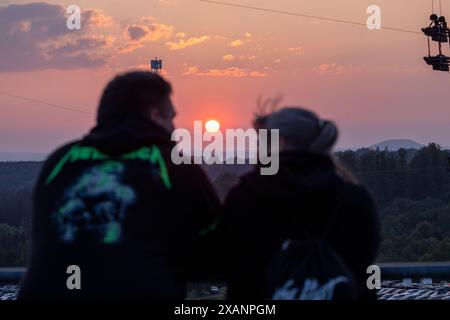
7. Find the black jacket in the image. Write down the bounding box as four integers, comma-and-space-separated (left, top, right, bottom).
220, 152, 381, 300
19, 117, 221, 300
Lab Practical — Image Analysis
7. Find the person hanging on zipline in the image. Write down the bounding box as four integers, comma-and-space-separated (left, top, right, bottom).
422, 14, 449, 43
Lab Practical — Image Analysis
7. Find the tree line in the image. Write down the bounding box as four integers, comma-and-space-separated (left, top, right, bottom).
337, 143, 450, 262
1, 145, 450, 266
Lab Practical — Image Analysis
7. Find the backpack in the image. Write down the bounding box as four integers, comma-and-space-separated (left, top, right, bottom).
264, 195, 357, 300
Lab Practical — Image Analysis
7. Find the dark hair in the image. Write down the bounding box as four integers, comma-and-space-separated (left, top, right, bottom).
253, 114, 269, 130
97, 71, 172, 123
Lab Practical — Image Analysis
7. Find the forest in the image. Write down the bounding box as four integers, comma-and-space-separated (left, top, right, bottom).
337, 143, 450, 262
0, 162, 40, 266
1, 144, 450, 266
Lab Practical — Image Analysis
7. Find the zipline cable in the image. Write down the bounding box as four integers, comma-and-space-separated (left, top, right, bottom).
199, 0, 422, 35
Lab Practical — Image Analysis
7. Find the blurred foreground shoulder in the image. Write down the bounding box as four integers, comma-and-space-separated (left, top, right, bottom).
34, 141, 81, 188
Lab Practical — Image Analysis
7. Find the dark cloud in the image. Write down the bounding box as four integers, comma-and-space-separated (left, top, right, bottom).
48, 36, 111, 55
0, 2, 111, 72
126, 25, 148, 41
123, 21, 173, 44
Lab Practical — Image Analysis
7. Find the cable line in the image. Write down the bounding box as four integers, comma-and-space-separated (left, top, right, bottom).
0, 90, 94, 116
199, 0, 422, 35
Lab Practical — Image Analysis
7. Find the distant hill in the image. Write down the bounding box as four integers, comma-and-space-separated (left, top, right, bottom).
0, 152, 47, 162
369, 139, 424, 151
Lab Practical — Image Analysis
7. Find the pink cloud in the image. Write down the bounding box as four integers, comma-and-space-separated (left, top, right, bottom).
166, 35, 210, 50
183, 66, 268, 77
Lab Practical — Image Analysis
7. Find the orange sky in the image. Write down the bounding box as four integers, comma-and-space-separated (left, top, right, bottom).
1, 0, 450, 152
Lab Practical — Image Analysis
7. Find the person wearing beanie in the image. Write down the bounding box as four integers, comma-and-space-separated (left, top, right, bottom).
219, 106, 381, 300
20, 71, 221, 299
265, 107, 338, 155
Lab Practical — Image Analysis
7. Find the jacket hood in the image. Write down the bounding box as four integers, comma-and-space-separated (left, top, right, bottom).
82, 116, 174, 155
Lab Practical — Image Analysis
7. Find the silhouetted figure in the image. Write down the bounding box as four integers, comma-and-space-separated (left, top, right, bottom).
220, 107, 381, 300
19, 72, 220, 299
422, 14, 449, 43
424, 54, 450, 71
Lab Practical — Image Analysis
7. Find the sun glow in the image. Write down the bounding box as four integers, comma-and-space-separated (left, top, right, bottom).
205, 119, 221, 133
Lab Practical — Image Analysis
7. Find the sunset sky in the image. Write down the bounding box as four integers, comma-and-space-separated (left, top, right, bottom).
1, 0, 450, 152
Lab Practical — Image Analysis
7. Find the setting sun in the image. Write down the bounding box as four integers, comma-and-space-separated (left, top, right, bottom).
205, 120, 221, 133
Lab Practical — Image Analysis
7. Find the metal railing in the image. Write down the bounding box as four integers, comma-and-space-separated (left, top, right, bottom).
1, 263, 449, 284
0, 268, 26, 283
378, 262, 450, 282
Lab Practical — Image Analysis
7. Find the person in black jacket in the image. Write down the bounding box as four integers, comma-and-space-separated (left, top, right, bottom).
220, 107, 381, 300
19, 71, 220, 300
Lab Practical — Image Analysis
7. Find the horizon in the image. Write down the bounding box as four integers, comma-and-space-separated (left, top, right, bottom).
2, 0, 450, 153
0, 138, 444, 162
